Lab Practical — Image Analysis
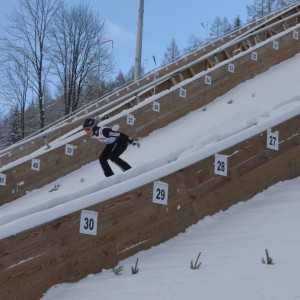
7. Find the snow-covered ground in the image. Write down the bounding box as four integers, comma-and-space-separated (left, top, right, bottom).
42, 176, 300, 300
0, 51, 300, 299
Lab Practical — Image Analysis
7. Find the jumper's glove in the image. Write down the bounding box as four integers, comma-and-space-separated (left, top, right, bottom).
128, 138, 140, 148
132, 141, 140, 148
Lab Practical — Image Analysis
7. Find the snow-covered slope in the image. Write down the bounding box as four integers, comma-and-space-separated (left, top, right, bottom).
0, 52, 299, 240
41, 49, 300, 300
42, 175, 300, 300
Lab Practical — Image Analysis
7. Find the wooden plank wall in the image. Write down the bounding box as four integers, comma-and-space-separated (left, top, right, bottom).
1, 22, 300, 204
0, 114, 299, 300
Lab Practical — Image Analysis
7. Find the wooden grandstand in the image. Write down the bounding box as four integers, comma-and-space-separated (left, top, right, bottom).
0, 2, 300, 299
1, 2, 300, 204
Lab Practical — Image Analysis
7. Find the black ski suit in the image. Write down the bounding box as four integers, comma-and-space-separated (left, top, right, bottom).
94, 126, 134, 177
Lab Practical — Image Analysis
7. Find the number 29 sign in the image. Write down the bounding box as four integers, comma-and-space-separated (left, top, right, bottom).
153, 181, 169, 205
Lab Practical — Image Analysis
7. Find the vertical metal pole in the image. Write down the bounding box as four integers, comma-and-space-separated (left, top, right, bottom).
134, 0, 144, 81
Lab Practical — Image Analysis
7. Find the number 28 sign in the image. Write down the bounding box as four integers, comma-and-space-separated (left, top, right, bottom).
214, 154, 228, 177
153, 181, 169, 205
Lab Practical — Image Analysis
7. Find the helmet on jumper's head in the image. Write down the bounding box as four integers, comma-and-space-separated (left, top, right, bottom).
82, 118, 98, 131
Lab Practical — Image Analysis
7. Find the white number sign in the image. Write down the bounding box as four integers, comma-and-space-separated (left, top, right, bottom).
251, 51, 258, 61
292, 30, 299, 40
65, 144, 74, 156
153, 181, 169, 205
31, 159, 41, 171
153, 101, 160, 112
267, 130, 279, 151
0, 173, 6, 186
205, 75, 212, 85
214, 154, 228, 176
79, 210, 98, 236
228, 63, 235, 73
273, 41, 279, 50
127, 114, 135, 126
179, 87, 187, 98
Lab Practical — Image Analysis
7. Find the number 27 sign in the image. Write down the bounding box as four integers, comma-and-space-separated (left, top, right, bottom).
153, 181, 169, 205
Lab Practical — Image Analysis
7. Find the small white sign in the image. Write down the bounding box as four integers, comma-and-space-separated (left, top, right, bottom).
80, 210, 98, 236
228, 63, 235, 73
214, 154, 228, 176
179, 87, 187, 98
273, 40, 279, 50
127, 114, 135, 126
267, 130, 279, 151
251, 51, 258, 61
292, 30, 299, 40
204, 75, 212, 85
153, 101, 160, 112
31, 159, 41, 171
65, 144, 75, 156
153, 181, 169, 205
0, 173, 6, 186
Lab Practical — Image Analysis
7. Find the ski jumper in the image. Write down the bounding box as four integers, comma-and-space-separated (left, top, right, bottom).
95, 126, 132, 177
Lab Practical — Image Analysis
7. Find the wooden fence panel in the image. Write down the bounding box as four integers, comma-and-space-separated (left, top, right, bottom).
0, 114, 299, 299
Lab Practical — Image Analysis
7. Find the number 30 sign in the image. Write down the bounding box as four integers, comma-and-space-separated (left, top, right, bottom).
79, 210, 98, 236
153, 181, 169, 205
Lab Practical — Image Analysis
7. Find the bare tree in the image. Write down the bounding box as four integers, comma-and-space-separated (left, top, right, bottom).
183, 34, 204, 55
162, 38, 181, 65
209, 16, 235, 40
246, 0, 291, 21
114, 71, 128, 88
222, 17, 233, 34
0, 53, 30, 139
50, 2, 113, 116
209, 16, 223, 40
1, 0, 63, 130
